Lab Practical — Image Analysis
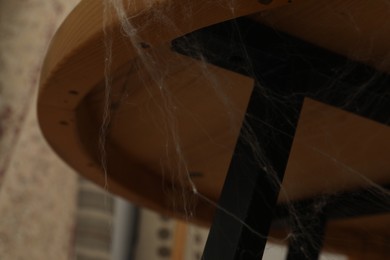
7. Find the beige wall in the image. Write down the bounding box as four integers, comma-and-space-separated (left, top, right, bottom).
0, 1, 80, 259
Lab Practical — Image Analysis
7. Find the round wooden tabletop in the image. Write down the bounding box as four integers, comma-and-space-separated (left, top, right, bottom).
38, 0, 390, 256
37, 0, 296, 225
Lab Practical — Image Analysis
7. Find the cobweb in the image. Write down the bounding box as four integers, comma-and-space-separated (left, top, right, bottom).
98, 0, 390, 259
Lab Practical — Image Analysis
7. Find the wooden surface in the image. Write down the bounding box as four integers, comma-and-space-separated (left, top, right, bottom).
38, 0, 295, 224
253, 0, 390, 73
38, 0, 390, 256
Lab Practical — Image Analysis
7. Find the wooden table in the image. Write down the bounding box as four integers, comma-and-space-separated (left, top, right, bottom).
38, 0, 390, 258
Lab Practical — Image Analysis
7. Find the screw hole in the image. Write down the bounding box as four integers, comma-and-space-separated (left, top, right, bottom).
258, 0, 273, 4
139, 42, 150, 49
68, 90, 79, 95
189, 172, 203, 178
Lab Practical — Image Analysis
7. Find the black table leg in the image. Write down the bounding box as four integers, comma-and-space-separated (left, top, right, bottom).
286, 203, 327, 260
202, 87, 303, 259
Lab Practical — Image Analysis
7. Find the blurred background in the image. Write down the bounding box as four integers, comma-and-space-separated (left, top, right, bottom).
0, 1, 349, 259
